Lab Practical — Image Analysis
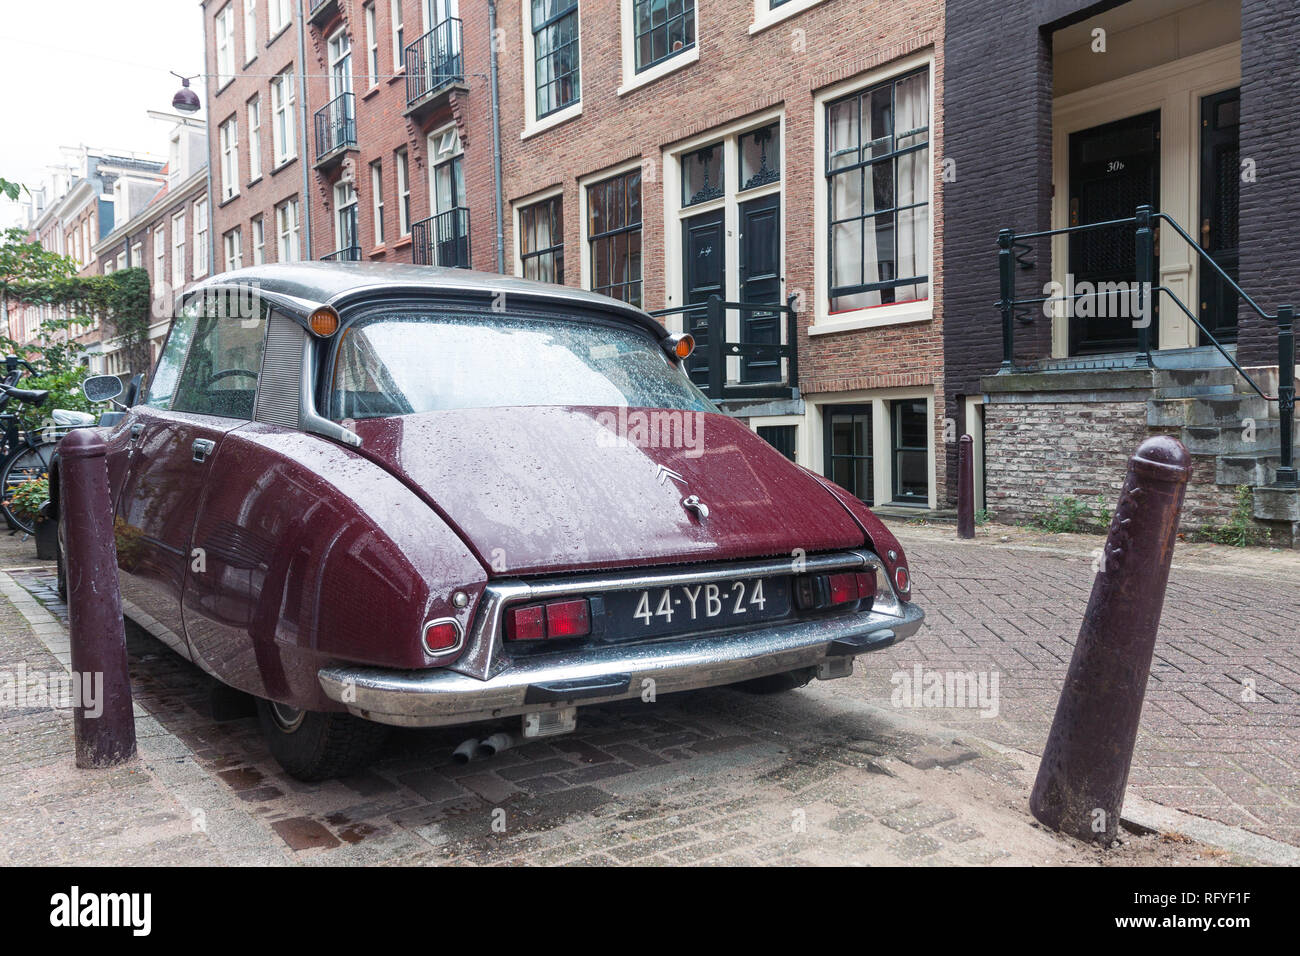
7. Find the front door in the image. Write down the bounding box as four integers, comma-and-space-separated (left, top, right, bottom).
739, 193, 781, 383
1068, 110, 1161, 354
1198, 87, 1240, 342
682, 207, 726, 388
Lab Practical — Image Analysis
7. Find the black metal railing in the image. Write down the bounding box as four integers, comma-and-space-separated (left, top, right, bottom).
314, 92, 356, 162
321, 246, 361, 262
308, 0, 336, 22
996, 203, 1296, 486
412, 207, 470, 268
404, 18, 463, 107
647, 294, 799, 401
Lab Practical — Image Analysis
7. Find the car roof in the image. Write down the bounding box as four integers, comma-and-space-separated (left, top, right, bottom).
184, 262, 668, 339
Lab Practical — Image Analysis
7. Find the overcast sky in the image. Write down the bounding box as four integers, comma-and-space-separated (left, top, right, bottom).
0, 0, 208, 228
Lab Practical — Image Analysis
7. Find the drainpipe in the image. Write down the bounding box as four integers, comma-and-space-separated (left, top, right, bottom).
202, 11, 217, 274
295, 0, 313, 258
488, 0, 505, 273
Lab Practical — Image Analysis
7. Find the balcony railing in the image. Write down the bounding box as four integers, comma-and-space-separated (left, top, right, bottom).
996, 204, 1296, 486
308, 0, 338, 26
647, 294, 800, 401
404, 18, 464, 108
314, 92, 356, 164
412, 207, 470, 269
321, 246, 361, 262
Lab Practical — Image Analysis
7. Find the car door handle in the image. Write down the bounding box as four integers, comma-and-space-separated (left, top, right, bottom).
192, 438, 216, 463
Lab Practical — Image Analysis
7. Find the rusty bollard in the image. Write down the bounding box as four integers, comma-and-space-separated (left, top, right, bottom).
1029, 435, 1190, 843
60, 428, 136, 768
957, 434, 975, 539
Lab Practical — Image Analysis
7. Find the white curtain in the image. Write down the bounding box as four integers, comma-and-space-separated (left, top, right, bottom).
894, 72, 930, 302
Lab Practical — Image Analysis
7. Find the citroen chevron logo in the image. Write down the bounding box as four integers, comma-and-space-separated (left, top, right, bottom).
656, 465, 687, 486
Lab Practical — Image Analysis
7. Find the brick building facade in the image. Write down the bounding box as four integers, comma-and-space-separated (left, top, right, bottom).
943, 0, 1299, 543
495, 0, 949, 511
201, 0, 497, 275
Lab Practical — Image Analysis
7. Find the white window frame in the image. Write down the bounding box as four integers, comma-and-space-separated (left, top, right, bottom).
391, 0, 405, 70
520, 0, 583, 139
370, 160, 386, 246
243, 0, 258, 63
252, 216, 266, 264
269, 0, 291, 39
277, 198, 300, 262
659, 111, 785, 371
427, 124, 465, 216
617, 0, 700, 97
327, 27, 353, 99
577, 157, 643, 299
512, 183, 564, 279
153, 226, 166, 284
811, 51, 936, 335
748, 0, 828, 35
219, 116, 240, 201
247, 95, 262, 181
130, 241, 143, 267
396, 147, 411, 236
334, 180, 359, 253
271, 67, 297, 166
224, 227, 243, 272
365, 3, 380, 88
193, 198, 209, 278
215, 4, 235, 88
172, 211, 186, 288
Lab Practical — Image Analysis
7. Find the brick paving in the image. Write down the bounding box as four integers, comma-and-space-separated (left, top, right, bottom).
0, 526, 1287, 864
846, 523, 1300, 847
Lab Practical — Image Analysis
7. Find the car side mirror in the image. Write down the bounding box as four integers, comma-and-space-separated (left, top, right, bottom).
83, 374, 124, 404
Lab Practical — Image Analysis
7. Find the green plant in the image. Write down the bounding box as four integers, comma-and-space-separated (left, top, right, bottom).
1193, 485, 1266, 547
14, 368, 98, 433
4, 473, 49, 520
974, 507, 992, 526
1033, 494, 1108, 534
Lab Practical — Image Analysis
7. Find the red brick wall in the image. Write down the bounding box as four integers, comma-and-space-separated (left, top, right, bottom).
205, 0, 497, 271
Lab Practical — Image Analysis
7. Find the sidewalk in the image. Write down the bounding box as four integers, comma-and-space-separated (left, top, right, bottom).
0, 529, 1290, 866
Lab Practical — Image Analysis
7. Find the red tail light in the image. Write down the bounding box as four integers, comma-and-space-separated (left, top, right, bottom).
795, 570, 876, 610
506, 598, 592, 641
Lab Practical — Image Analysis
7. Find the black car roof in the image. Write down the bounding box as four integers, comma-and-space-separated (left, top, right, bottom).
183, 262, 668, 339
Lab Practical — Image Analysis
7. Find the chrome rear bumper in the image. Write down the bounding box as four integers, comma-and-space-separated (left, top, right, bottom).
318, 550, 923, 728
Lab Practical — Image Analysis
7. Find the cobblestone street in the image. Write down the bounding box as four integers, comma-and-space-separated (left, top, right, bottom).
0, 522, 1295, 865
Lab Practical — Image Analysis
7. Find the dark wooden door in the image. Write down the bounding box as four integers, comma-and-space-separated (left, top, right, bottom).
1068, 110, 1161, 354
739, 192, 781, 383
682, 208, 726, 388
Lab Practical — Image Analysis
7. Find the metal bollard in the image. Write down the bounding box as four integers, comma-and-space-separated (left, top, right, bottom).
60, 429, 136, 768
1029, 435, 1190, 843
957, 434, 975, 539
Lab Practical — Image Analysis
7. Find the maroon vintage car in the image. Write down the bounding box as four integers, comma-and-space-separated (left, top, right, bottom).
59, 263, 923, 779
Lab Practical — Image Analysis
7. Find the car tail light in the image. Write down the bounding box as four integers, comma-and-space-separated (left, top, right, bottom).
422, 619, 463, 655
894, 566, 910, 595
545, 599, 591, 638
506, 598, 593, 641
796, 571, 874, 611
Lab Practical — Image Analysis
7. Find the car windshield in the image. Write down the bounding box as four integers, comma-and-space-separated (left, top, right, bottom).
329, 310, 714, 419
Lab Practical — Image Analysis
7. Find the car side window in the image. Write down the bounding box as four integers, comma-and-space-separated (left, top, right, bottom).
144, 300, 201, 409
171, 294, 269, 420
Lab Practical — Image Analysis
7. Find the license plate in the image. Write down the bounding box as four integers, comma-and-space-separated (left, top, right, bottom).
602, 576, 791, 641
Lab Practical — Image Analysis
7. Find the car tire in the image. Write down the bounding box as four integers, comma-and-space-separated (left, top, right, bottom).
55, 515, 67, 602
255, 698, 390, 781
732, 666, 817, 695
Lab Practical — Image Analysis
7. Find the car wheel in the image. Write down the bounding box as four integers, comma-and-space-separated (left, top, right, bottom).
55, 515, 67, 602
255, 698, 390, 781
732, 667, 817, 695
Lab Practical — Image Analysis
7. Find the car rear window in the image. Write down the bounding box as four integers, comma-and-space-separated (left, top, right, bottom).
329, 310, 714, 419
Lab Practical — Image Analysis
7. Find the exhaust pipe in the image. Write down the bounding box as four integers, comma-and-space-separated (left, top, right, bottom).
452, 738, 479, 764
478, 733, 515, 758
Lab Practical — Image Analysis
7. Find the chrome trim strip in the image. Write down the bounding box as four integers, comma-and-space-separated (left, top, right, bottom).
319, 599, 924, 728
450, 550, 880, 681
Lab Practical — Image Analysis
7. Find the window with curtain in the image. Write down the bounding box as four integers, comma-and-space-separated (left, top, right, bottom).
826, 67, 930, 313
587, 169, 642, 306
520, 195, 564, 283
533, 0, 580, 118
